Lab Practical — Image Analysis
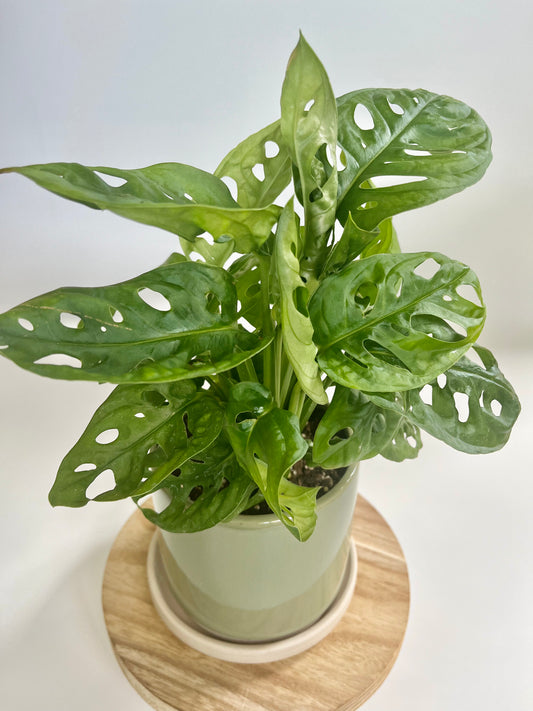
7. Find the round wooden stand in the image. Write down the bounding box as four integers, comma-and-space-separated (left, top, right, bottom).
102, 496, 410, 711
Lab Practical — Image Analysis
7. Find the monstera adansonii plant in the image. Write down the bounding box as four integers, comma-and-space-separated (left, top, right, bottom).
0, 35, 520, 541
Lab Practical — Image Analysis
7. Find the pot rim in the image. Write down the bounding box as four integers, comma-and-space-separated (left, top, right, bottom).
219, 461, 359, 531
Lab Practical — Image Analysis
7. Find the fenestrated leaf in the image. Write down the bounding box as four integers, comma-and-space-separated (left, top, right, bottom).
309, 251, 485, 392
0, 162, 280, 253
49, 381, 224, 507
280, 33, 338, 274
225, 382, 316, 541
179, 235, 235, 267
139, 434, 257, 533
228, 253, 265, 330
215, 120, 292, 208
313, 386, 402, 468
274, 202, 327, 404
0, 261, 271, 383
336, 88, 492, 229
368, 345, 521, 453
380, 416, 423, 462
323, 212, 400, 276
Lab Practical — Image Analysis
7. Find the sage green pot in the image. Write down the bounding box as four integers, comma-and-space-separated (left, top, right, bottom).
152, 463, 359, 643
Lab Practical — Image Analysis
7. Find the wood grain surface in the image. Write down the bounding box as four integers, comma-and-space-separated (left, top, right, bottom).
102, 496, 410, 711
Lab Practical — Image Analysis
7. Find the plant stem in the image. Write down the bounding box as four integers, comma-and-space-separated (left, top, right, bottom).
274, 328, 283, 405
237, 357, 258, 383
280, 362, 295, 408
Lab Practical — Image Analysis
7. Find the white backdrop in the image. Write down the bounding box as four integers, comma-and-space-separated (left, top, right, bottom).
1, 2, 531, 710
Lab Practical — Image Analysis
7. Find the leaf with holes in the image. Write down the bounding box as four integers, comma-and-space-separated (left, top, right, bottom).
274, 201, 327, 404
336, 88, 492, 229
0, 261, 271, 382
215, 120, 292, 208
380, 416, 423, 462
309, 252, 485, 392
225, 382, 316, 541
48, 381, 224, 507
368, 345, 521, 453
313, 387, 402, 468
280, 33, 338, 274
138, 434, 257, 532
0, 162, 280, 253
228, 253, 265, 330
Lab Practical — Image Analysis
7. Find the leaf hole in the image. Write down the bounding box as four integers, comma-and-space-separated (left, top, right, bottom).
218, 477, 230, 492
171, 468, 182, 478
34, 354, 82, 368
455, 283, 482, 306
59, 312, 83, 329
357, 201, 378, 210
490, 399, 502, 416
387, 99, 405, 115
246, 283, 261, 297
442, 294, 452, 302
341, 349, 368, 369
138, 287, 171, 312
414, 258, 441, 280
93, 171, 127, 188
18, 318, 34, 331
407, 436, 418, 447
264, 140, 279, 158
419, 384, 433, 406
404, 148, 432, 157
205, 291, 222, 315
183, 192, 194, 201
111, 309, 124, 323
238, 317, 255, 333
304, 99, 315, 113
437, 373, 447, 389
74, 463, 97, 473
442, 318, 467, 338
252, 163, 265, 182
467, 348, 486, 369
292, 286, 309, 317
369, 175, 427, 188
453, 392, 469, 423
235, 411, 257, 424
309, 187, 323, 203
335, 145, 347, 171
394, 277, 403, 299
328, 427, 354, 446
86, 469, 116, 499
135, 412, 145, 418
353, 103, 374, 130
183, 412, 193, 439
95, 428, 119, 444
372, 413, 386, 433
142, 390, 170, 407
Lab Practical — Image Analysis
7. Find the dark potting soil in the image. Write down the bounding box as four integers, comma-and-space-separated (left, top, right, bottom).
241, 405, 347, 516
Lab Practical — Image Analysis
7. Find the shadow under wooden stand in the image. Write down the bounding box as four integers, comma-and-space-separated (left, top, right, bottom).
102, 496, 410, 711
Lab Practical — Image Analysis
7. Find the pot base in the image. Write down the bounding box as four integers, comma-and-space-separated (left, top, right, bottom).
147, 532, 358, 663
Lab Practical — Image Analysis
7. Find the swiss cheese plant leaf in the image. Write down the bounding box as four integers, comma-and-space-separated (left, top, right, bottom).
380, 416, 423, 462
0, 261, 271, 383
225, 382, 316, 541
336, 88, 492, 229
0, 162, 280, 253
215, 120, 292, 208
280, 34, 338, 272
368, 345, 520, 453
274, 202, 327, 404
313, 386, 402, 468
138, 434, 257, 533
309, 252, 485, 392
49, 381, 224, 507
323, 212, 400, 275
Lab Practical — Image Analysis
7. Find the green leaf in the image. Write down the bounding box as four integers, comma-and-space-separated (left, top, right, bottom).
215, 120, 292, 207
313, 386, 403, 468
0, 261, 271, 383
225, 382, 316, 541
228, 253, 265, 330
368, 345, 521, 453
139, 434, 257, 532
179, 235, 235, 267
336, 89, 492, 229
309, 251, 485, 392
323, 212, 400, 275
49, 381, 224, 506
280, 34, 338, 271
274, 202, 327, 404
0, 162, 280, 253
380, 415, 423, 462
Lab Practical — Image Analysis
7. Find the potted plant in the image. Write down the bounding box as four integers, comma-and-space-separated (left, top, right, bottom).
0, 35, 520, 658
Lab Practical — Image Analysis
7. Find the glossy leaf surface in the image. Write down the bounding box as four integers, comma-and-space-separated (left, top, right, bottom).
274, 202, 327, 404
369, 346, 521, 453
225, 382, 316, 541
139, 434, 256, 532
310, 251, 485, 391
49, 381, 224, 506
313, 387, 402, 468
215, 120, 292, 208
336, 89, 492, 229
1, 162, 280, 253
0, 262, 269, 383
281, 34, 338, 268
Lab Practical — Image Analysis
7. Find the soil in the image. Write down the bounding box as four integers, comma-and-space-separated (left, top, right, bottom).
241, 405, 347, 516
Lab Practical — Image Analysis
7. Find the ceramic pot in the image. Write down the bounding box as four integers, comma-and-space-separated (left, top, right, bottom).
151, 463, 359, 644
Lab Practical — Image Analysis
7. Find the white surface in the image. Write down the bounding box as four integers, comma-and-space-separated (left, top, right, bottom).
0, 1, 532, 710
147, 534, 357, 663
